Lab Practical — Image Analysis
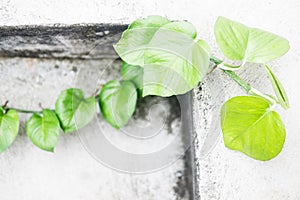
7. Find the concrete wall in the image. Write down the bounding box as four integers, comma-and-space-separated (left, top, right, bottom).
1, 0, 300, 199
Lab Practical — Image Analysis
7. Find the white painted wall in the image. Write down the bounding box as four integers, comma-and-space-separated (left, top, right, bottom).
1, 0, 300, 199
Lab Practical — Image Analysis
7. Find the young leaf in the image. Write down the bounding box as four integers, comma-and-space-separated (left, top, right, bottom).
128, 15, 170, 29
55, 88, 96, 133
26, 109, 60, 152
99, 80, 137, 129
0, 108, 19, 153
221, 96, 286, 161
115, 16, 210, 97
214, 16, 290, 63
121, 61, 143, 96
115, 15, 171, 66
142, 35, 210, 97
265, 64, 289, 109
159, 21, 197, 39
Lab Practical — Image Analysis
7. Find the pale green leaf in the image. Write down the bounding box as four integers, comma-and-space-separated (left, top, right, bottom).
160, 21, 197, 39
214, 16, 290, 63
55, 88, 96, 133
221, 96, 286, 161
0, 108, 19, 153
26, 109, 60, 152
121, 61, 143, 96
141, 27, 209, 96
128, 15, 170, 29
197, 39, 211, 55
143, 35, 209, 96
115, 16, 210, 97
265, 64, 289, 109
121, 62, 143, 88
99, 80, 137, 129
115, 16, 171, 66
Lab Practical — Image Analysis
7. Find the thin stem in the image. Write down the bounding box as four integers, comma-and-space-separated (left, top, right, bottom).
6, 107, 42, 114
222, 70, 251, 92
210, 56, 276, 105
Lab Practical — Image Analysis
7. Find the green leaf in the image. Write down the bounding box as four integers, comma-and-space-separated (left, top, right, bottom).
0, 108, 19, 153
221, 96, 286, 161
99, 80, 137, 129
115, 16, 210, 97
142, 36, 209, 96
265, 64, 289, 109
128, 15, 170, 29
26, 109, 60, 152
115, 16, 171, 66
55, 88, 96, 133
214, 16, 290, 63
121, 61, 143, 96
159, 21, 197, 39
197, 39, 211, 55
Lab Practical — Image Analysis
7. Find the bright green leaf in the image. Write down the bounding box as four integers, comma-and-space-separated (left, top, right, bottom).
0, 108, 19, 153
160, 21, 197, 39
221, 96, 286, 161
128, 15, 170, 29
99, 80, 137, 129
55, 88, 96, 133
142, 35, 209, 96
197, 39, 211, 55
115, 16, 210, 97
265, 64, 289, 109
214, 16, 290, 63
115, 16, 171, 66
26, 109, 60, 152
121, 61, 143, 96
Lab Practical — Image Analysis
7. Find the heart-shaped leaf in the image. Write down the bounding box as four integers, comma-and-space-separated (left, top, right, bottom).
115, 16, 210, 97
99, 80, 137, 129
221, 96, 286, 161
0, 108, 19, 153
55, 88, 96, 133
265, 64, 289, 109
26, 109, 60, 152
128, 15, 170, 29
121, 61, 143, 96
142, 36, 210, 97
115, 16, 171, 66
214, 16, 290, 63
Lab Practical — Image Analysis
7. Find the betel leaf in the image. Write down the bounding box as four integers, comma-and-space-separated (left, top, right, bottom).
115, 15, 171, 66
214, 16, 290, 63
128, 15, 170, 29
55, 88, 96, 133
265, 64, 289, 109
99, 80, 137, 129
115, 16, 210, 97
0, 108, 19, 153
160, 21, 197, 39
121, 61, 143, 96
26, 109, 60, 152
221, 96, 286, 161
142, 36, 210, 96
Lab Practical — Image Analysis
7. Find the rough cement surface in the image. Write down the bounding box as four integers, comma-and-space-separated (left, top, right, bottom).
1, 0, 300, 199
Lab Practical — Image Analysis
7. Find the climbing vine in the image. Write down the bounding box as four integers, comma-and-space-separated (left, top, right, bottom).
0, 16, 289, 161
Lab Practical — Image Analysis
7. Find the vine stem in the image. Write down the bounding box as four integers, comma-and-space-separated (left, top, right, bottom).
5, 107, 42, 114
2, 56, 275, 115
210, 56, 276, 105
